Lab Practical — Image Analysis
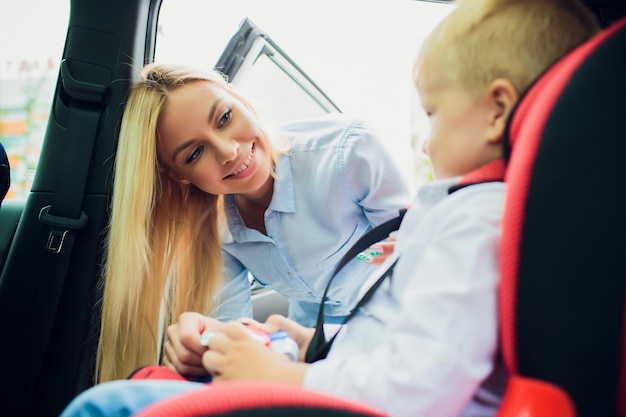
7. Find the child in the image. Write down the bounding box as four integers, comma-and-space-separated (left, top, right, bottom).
60, 0, 600, 416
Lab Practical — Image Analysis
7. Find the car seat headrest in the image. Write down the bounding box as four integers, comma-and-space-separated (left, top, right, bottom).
499, 15, 626, 417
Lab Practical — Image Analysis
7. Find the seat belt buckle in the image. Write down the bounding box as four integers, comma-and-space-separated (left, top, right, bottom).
38, 205, 88, 254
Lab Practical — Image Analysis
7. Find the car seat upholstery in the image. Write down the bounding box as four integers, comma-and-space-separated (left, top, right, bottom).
132, 15, 626, 417
496, 14, 626, 417
133, 369, 387, 417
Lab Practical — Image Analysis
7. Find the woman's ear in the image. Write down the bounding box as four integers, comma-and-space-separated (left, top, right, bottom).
485, 78, 519, 144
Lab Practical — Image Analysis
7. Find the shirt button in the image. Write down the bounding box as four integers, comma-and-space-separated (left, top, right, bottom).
287, 272, 295, 278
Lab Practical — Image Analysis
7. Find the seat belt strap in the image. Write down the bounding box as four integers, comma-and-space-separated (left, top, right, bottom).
305, 209, 406, 363
306, 257, 399, 363
38, 59, 106, 254
38, 107, 95, 253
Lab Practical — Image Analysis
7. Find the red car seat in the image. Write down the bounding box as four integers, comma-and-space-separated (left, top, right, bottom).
134, 370, 387, 417
496, 15, 626, 417
133, 15, 626, 417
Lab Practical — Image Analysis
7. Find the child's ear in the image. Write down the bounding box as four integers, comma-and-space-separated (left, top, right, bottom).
159, 165, 191, 185
485, 79, 519, 144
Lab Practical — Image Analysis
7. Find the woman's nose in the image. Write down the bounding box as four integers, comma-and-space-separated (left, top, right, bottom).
214, 138, 239, 165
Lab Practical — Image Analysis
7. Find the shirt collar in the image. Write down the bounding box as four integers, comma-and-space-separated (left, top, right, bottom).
418, 159, 506, 203
268, 154, 296, 214
222, 154, 296, 243
417, 177, 458, 204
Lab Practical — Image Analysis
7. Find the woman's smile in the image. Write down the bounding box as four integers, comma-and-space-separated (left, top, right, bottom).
224, 143, 256, 180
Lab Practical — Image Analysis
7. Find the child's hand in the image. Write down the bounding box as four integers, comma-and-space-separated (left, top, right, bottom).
263, 314, 315, 362
202, 321, 308, 383
357, 232, 397, 265
162, 312, 225, 380
237, 314, 314, 363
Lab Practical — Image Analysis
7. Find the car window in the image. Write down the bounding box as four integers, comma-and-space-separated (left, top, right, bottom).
156, 0, 454, 188
0, 0, 70, 201
215, 17, 342, 124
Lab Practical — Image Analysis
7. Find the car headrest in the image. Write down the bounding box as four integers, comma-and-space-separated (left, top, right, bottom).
581, 0, 626, 27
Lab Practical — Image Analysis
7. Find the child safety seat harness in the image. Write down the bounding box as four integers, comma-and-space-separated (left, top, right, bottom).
305, 159, 506, 363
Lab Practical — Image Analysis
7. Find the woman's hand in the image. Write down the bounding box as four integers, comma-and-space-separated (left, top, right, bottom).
357, 232, 397, 266
162, 312, 225, 380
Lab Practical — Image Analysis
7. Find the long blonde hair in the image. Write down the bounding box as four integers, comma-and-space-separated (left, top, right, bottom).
96, 64, 279, 382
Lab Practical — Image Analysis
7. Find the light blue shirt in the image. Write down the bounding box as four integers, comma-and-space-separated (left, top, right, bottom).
213, 114, 413, 326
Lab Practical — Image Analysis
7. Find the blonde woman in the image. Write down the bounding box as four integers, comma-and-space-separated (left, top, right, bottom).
96, 64, 412, 383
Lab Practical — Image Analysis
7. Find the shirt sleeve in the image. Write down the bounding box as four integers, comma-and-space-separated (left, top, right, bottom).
339, 120, 413, 225
210, 250, 253, 321
303, 185, 504, 417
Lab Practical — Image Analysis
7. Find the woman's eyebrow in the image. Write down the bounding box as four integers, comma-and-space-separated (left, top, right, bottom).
208, 98, 223, 124
172, 139, 195, 162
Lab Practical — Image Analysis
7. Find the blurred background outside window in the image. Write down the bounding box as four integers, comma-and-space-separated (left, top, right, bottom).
0, 0, 452, 201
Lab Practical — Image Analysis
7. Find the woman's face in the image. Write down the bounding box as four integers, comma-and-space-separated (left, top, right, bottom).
156, 80, 273, 198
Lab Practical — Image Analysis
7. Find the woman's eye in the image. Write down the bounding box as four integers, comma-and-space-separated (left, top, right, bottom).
217, 108, 232, 129
185, 146, 203, 164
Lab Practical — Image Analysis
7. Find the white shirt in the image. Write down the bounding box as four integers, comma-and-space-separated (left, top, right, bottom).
304, 178, 507, 417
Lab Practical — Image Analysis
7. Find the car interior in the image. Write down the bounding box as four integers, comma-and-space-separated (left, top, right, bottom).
0, 0, 625, 416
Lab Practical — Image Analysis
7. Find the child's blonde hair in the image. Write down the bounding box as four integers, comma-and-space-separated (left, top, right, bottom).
96, 64, 282, 383
416, 0, 600, 95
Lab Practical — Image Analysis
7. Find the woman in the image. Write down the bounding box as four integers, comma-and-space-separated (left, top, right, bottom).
96, 63, 411, 382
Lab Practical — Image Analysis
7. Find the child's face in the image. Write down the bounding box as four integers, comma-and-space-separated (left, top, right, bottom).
156, 81, 273, 198
417, 68, 502, 180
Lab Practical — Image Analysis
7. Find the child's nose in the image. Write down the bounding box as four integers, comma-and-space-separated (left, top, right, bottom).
421, 138, 430, 156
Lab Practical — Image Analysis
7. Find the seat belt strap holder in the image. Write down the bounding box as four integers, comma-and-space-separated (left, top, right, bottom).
38, 205, 89, 254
